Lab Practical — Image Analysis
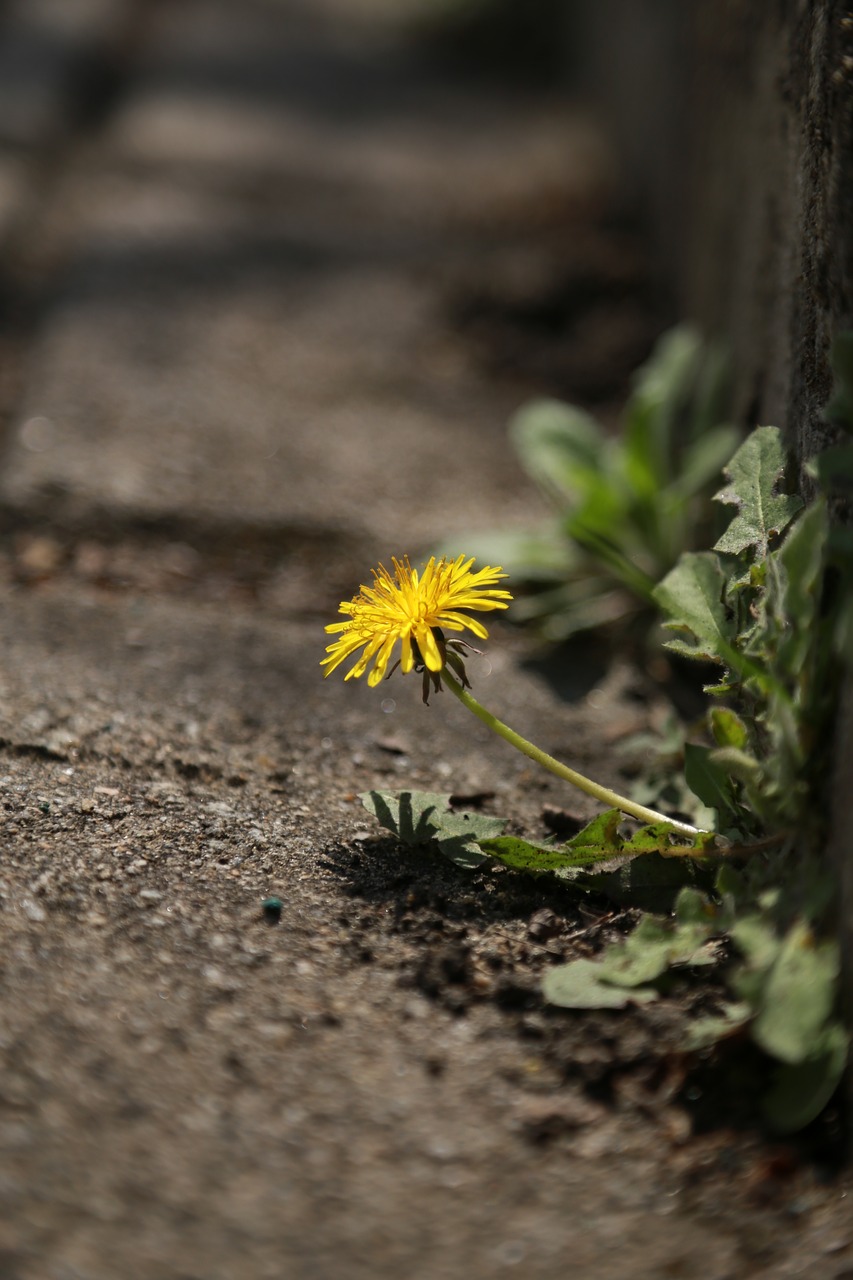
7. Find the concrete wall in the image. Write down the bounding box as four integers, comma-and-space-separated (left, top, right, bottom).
576, 0, 853, 471
685, 0, 853, 478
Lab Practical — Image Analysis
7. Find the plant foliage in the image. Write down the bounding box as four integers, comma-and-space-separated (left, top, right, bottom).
443, 326, 738, 638
360, 333, 853, 1133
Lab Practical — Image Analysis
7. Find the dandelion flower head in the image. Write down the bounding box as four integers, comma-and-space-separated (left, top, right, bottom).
321, 554, 511, 688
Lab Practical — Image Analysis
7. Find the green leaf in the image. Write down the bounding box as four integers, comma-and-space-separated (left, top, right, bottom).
762, 1023, 849, 1133
709, 706, 749, 750
623, 326, 704, 491
361, 790, 451, 845
545, 896, 722, 1013
560, 807, 623, 853
674, 885, 717, 926
482, 811, 718, 876
476, 835, 555, 870
713, 426, 803, 559
561, 852, 716, 913
562, 522, 655, 599
542, 958, 659, 1010
751, 920, 841, 1065
671, 425, 742, 501
433, 810, 507, 870
596, 918, 679, 986
623, 824, 719, 856
707, 746, 762, 786
597, 911, 719, 987
434, 527, 578, 583
770, 498, 828, 675
653, 552, 735, 663
359, 790, 504, 869
509, 399, 607, 504
684, 742, 739, 816
729, 913, 783, 970
480, 809, 623, 872
683, 1002, 753, 1051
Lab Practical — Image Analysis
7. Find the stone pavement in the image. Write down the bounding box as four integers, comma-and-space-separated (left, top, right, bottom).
0, 4, 850, 1279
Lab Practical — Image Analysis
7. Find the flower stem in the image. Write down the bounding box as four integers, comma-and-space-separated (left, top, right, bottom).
441, 668, 704, 839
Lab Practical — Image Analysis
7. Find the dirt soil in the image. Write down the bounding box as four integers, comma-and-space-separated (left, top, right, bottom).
0, 2, 851, 1278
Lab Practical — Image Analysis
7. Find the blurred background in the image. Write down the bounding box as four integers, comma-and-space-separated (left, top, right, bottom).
0, 0, 847, 601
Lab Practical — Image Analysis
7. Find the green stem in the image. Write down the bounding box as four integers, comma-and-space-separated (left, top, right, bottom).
441, 668, 704, 840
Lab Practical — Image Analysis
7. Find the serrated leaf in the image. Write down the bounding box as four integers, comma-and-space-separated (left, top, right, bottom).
762, 1022, 849, 1133
751, 920, 840, 1064
476, 835, 555, 870
361, 790, 450, 845
653, 552, 735, 663
483, 810, 717, 875
562, 807, 623, 851
479, 809, 623, 872
623, 824, 719, 856
542, 958, 659, 1009
359, 790, 504, 869
713, 426, 803, 559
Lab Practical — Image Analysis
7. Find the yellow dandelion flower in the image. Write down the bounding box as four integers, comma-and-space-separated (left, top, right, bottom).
321, 554, 512, 692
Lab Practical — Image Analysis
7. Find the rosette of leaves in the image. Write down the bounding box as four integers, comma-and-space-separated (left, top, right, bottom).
443, 327, 739, 639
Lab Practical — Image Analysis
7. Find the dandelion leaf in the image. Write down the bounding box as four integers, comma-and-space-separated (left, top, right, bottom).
509, 398, 606, 504
433, 810, 506, 870
482, 811, 717, 878
652, 552, 735, 663
479, 835, 602, 872
542, 958, 659, 1009
712, 426, 803, 559
360, 789, 503, 868
597, 911, 718, 987
361, 789, 452, 845
751, 920, 841, 1065
543, 898, 720, 1010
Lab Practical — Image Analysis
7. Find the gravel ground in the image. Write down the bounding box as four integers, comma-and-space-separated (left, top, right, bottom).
0, 3, 850, 1278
